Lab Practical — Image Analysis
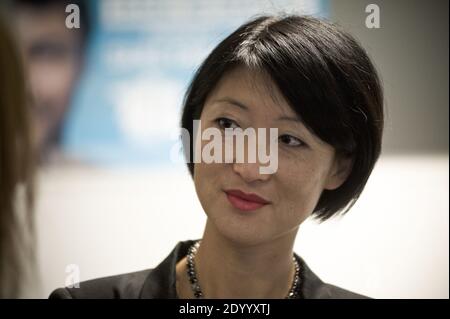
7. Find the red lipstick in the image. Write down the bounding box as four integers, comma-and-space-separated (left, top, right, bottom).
224, 189, 270, 212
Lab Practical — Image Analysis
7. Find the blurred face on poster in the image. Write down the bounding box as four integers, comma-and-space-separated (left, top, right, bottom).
13, 1, 87, 163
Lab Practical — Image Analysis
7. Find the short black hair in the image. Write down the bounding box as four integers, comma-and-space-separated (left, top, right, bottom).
9, 0, 91, 46
181, 14, 384, 222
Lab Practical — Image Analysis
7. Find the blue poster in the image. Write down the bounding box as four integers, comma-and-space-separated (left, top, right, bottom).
63, 0, 328, 167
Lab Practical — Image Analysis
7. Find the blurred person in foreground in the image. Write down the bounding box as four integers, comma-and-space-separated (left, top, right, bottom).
7, 0, 90, 165
0, 16, 35, 298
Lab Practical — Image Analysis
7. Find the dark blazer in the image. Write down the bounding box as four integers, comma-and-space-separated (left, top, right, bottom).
49, 240, 369, 299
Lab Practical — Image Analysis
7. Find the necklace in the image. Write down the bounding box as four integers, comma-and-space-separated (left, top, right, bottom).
186, 240, 301, 299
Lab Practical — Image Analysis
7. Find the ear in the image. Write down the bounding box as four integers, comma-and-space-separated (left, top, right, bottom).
324, 153, 354, 191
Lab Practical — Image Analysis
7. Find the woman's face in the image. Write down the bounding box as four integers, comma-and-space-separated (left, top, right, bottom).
194, 67, 351, 246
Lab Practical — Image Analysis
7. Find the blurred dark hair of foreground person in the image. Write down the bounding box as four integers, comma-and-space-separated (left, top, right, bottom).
0, 16, 35, 298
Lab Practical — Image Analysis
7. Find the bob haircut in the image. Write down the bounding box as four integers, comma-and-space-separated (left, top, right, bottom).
181, 14, 384, 221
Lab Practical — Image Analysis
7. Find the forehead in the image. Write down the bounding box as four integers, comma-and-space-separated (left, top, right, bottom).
14, 6, 81, 46
204, 66, 298, 119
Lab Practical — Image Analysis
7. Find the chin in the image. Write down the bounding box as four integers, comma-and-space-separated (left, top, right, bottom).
207, 209, 278, 247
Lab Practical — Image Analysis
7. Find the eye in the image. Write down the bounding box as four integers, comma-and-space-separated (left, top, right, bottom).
215, 117, 240, 130
279, 134, 304, 147
29, 42, 69, 61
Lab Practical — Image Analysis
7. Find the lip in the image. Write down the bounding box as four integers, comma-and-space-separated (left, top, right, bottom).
224, 189, 271, 212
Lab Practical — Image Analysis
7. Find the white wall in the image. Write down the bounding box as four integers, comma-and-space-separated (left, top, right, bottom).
35, 154, 449, 298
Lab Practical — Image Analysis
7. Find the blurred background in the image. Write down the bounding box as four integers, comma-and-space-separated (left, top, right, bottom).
0, 0, 448, 298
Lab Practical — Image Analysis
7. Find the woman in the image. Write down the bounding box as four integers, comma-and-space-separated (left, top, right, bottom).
50, 14, 383, 299
0, 16, 35, 298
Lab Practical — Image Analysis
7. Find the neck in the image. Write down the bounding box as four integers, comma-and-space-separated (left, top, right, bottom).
192, 219, 298, 298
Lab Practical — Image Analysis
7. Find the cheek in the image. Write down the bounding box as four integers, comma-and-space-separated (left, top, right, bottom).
193, 162, 223, 209
29, 59, 79, 108
276, 158, 327, 220
193, 123, 224, 188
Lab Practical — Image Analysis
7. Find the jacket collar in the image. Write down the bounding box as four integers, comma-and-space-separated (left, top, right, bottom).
139, 239, 331, 299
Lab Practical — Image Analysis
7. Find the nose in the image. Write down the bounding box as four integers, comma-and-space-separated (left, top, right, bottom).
232, 161, 271, 183
227, 128, 275, 183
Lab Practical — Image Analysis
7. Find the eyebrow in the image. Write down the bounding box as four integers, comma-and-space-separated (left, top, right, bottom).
212, 97, 303, 124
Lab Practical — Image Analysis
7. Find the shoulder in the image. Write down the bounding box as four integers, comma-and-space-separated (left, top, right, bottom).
297, 255, 371, 299
49, 269, 152, 299
49, 240, 194, 299
315, 283, 371, 299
